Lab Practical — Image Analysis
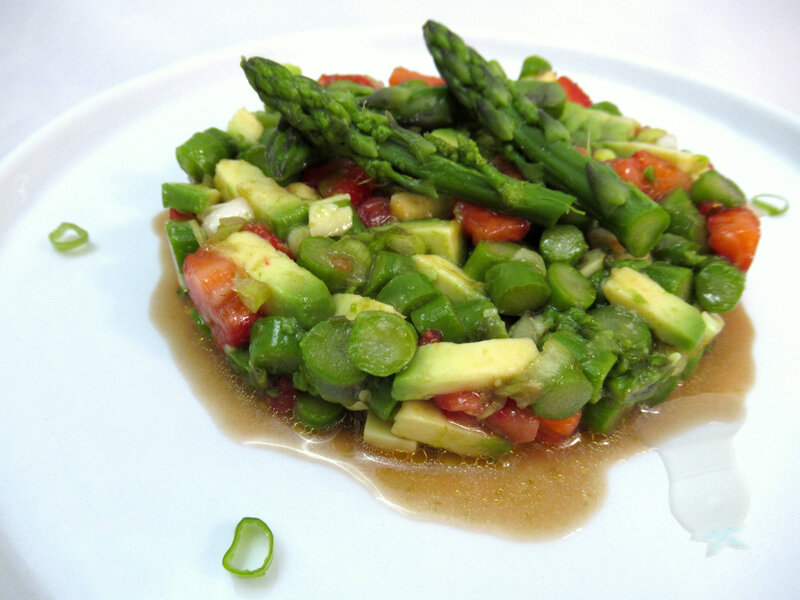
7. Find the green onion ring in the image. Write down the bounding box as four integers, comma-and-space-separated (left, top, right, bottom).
751, 193, 789, 217
48, 222, 89, 251
222, 517, 274, 578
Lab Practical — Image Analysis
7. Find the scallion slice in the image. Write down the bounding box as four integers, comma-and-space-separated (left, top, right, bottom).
751, 193, 789, 217
48, 222, 89, 251
222, 517, 274, 578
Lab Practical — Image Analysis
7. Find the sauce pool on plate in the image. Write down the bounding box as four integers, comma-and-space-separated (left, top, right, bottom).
151, 214, 754, 540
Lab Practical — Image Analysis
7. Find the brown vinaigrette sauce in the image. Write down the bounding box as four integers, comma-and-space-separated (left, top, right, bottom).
151, 213, 754, 540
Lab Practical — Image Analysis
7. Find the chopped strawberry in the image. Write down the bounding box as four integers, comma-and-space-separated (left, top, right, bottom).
454, 200, 531, 244
318, 73, 383, 90
242, 222, 293, 258
484, 399, 540, 444
356, 196, 395, 227
707, 206, 761, 271
418, 329, 444, 345
433, 391, 493, 417
388, 66, 445, 87
183, 248, 258, 348
302, 158, 377, 205
557, 75, 592, 107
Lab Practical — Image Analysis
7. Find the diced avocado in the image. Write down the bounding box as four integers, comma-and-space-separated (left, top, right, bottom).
363, 410, 418, 453
227, 107, 265, 150
332, 293, 404, 319
372, 219, 466, 264
592, 148, 617, 162
389, 191, 452, 221
212, 156, 269, 198
407, 219, 466, 265
308, 194, 364, 237
603, 267, 706, 352
308, 197, 354, 237
497, 336, 593, 418
285, 182, 320, 202
634, 127, 668, 144
601, 141, 710, 177
215, 231, 334, 329
213, 159, 308, 238
683, 311, 725, 376
390, 400, 512, 458
392, 338, 538, 401
411, 254, 487, 303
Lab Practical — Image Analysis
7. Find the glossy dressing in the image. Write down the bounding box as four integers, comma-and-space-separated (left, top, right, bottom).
152, 215, 754, 540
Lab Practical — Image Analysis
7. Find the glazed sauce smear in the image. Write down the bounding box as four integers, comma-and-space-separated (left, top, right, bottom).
152, 215, 754, 540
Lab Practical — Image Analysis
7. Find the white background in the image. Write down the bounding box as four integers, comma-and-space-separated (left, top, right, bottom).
1, 0, 799, 163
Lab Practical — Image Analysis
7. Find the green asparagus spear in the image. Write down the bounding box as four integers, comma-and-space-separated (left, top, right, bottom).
514, 79, 567, 119
239, 119, 317, 185
422, 20, 669, 257
362, 80, 459, 129
241, 57, 575, 228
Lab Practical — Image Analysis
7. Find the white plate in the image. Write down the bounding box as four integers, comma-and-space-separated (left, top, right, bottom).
1, 27, 799, 599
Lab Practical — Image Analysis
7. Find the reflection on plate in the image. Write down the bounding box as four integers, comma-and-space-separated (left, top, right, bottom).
658, 421, 749, 555
1, 27, 799, 599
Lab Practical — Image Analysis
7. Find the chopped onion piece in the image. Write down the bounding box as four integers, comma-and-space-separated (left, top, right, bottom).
201, 197, 254, 236
655, 133, 678, 149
